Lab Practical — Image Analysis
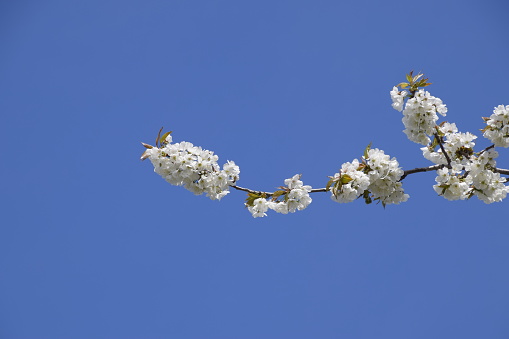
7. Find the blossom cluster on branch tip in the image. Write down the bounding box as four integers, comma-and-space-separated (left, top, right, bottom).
424, 134, 508, 203
391, 86, 447, 145
245, 174, 312, 218
141, 71, 509, 218
141, 131, 239, 200
483, 105, 509, 147
328, 147, 408, 206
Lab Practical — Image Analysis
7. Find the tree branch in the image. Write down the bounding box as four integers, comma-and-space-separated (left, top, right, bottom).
230, 185, 327, 197
399, 164, 444, 181
494, 168, 509, 176
479, 144, 495, 155
434, 133, 453, 168
231, 165, 509, 197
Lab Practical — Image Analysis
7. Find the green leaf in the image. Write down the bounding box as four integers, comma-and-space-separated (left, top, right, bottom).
160, 131, 172, 145
245, 192, 262, 207
340, 174, 353, 184
406, 72, 413, 83
271, 190, 286, 201
416, 78, 431, 88
272, 190, 285, 198
429, 138, 439, 151
396, 82, 409, 88
363, 142, 372, 159
325, 178, 335, 191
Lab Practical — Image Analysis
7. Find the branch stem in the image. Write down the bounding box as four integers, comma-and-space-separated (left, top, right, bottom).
434, 133, 453, 168
230, 165, 509, 196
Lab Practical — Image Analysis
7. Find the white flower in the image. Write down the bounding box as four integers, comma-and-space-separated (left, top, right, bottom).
284, 174, 304, 190
329, 159, 370, 203
248, 198, 270, 218
164, 133, 173, 144
330, 149, 408, 205
248, 175, 313, 217
364, 149, 408, 205
398, 89, 447, 145
432, 149, 508, 203
470, 169, 508, 203
146, 137, 239, 200
271, 175, 312, 214
421, 124, 477, 166
433, 167, 471, 201
390, 86, 407, 112
483, 105, 509, 147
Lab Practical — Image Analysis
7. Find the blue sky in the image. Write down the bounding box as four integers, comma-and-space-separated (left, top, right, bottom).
1, 0, 509, 338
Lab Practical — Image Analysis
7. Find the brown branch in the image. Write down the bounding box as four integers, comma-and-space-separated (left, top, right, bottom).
479, 144, 495, 155
230, 185, 327, 197
434, 133, 452, 168
399, 164, 444, 181
494, 168, 509, 176
230, 166, 509, 196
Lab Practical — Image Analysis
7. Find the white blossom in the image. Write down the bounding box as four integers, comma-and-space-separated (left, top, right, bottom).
364, 148, 408, 205
329, 159, 370, 203
432, 149, 508, 203
470, 169, 508, 204
433, 167, 471, 201
390, 86, 407, 112
246, 174, 312, 218
398, 89, 447, 145
145, 138, 239, 200
421, 125, 477, 166
330, 149, 408, 205
483, 105, 509, 147
272, 174, 312, 214
247, 198, 271, 218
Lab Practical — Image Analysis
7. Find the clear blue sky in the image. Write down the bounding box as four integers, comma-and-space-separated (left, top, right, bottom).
1, 1, 509, 338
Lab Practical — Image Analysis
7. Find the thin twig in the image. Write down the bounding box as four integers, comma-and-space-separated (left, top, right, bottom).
434, 133, 453, 168
231, 165, 509, 196
479, 144, 495, 155
230, 185, 327, 197
494, 168, 509, 176
399, 164, 444, 181
230, 185, 271, 196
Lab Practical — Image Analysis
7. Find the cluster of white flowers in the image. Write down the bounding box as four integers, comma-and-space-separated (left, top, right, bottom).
421, 123, 477, 166
433, 152, 508, 203
143, 133, 239, 200
246, 175, 312, 218
427, 138, 508, 203
433, 164, 471, 201
329, 148, 408, 205
469, 153, 508, 204
391, 88, 447, 145
364, 148, 409, 205
390, 86, 407, 112
416, 117, 509, 203
483, 105, 509, 147
329, 159, 370, 203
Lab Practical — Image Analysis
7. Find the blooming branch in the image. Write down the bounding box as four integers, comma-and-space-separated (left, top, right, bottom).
141, 72, 509, 217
